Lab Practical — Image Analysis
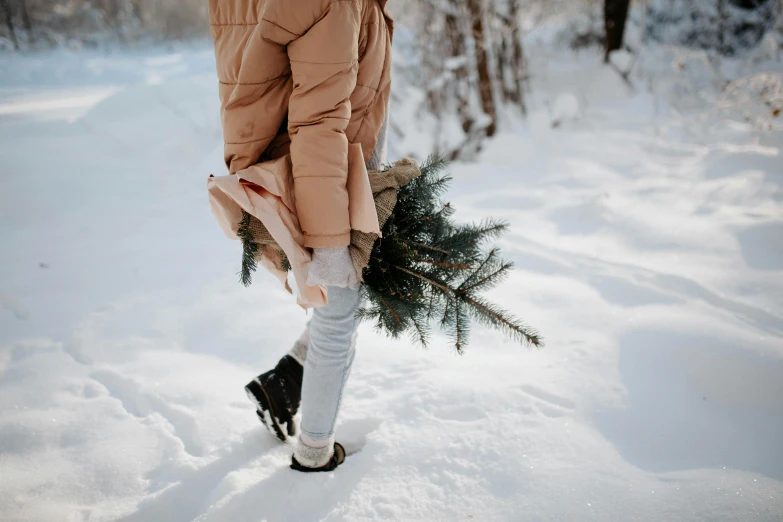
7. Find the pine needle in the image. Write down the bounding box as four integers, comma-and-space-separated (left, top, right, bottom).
237, 211, 259, 287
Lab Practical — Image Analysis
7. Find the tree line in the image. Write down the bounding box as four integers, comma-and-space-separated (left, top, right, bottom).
0, 0, 207, 48
3, 0, 778, 153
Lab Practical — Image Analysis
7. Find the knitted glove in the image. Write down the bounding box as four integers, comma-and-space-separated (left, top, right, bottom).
307, 246, 359, 289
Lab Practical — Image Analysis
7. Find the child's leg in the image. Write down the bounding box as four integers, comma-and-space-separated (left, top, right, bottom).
295, 285, 361, 467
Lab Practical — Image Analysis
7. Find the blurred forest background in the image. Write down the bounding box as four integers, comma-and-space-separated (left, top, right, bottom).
2, 0, 781, 157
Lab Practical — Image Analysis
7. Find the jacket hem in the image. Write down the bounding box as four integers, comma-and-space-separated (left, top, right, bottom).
304, 232, 351, 248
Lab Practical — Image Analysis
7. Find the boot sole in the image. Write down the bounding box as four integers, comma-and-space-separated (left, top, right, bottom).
244, 379, 292, 443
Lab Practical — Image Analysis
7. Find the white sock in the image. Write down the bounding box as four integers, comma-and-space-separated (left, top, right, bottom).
287, 327, 310, 366
294, 433, 335, 468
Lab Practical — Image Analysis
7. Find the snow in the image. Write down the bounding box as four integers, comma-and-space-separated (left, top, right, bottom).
2, 39, 783, 521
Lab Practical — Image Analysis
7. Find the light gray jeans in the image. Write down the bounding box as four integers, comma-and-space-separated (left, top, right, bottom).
298, 285, 361, 444
291, 114, 387, 466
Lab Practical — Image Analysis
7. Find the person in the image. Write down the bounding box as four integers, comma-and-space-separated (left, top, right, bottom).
208, 0, 393, 472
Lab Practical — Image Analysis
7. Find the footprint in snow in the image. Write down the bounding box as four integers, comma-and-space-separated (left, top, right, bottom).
336, 417, 382, 456
518, 384, 576, 418
519, 384, 576, 410
89, 369, 206, 458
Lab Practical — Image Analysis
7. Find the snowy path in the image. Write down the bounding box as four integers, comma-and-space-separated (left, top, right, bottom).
1, 47, 782, 521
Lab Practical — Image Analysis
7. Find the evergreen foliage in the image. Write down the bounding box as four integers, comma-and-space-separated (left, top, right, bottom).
237, 210, 259, 287
358, 156, 541, 352
237, 156, 542, 352
238, 210, 291, 285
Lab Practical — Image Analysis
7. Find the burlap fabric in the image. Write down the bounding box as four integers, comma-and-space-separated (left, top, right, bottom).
245, 157, 421, 282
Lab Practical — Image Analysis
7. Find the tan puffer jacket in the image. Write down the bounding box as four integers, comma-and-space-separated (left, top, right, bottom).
209, 0, 393, 248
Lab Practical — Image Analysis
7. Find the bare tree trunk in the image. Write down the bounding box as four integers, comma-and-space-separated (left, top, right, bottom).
492, 0, 527, 113
100, 0, 124, 39
487, 3, 510, 103
133, 0, 144, 25
420, 2, 441, 117
445, 3, 474, 134
1, 0, 17, 50
731, 0, 769, 9
604, 0, 631, 62
497, 33, 511, 101
467, 0, 497, 137
417, 1, 445, 155
508, 0, 526, 114
19, 0, 32, 45
717, 0, 728, 55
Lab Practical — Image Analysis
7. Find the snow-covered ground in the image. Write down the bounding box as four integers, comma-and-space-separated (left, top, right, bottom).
1, 39, 782, 521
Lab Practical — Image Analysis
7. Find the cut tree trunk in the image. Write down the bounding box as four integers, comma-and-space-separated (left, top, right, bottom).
604, 0, 631, 62
467, 0, 497, 137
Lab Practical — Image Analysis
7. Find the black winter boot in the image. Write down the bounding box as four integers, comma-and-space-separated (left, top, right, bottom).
244, 355, 303, 442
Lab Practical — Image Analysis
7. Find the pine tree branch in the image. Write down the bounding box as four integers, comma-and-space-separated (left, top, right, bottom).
403, 240, 452, 255
378, 296, 403, 325
423, 175, 452, 190
432, 202, 452, 219
237, 211, 259, 287
419, 259, 471, 269
457, 247, 498, 290
387, 262, 451, 293
463, 295, 542, 347
458, 248, 514, 293
280, 252, 292, 272
453, 300, 465, 354
228, 155, 546, 353
407, 308, 430, 347
471, 220, 509, 243
420, 155, 450, 175
459, 260, 513, 293
426, 290, 437, 320
440, 298, 452, 327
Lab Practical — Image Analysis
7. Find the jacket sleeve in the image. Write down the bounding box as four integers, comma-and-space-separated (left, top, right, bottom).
210, 0, 293, 173
262, 0, 361, 248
